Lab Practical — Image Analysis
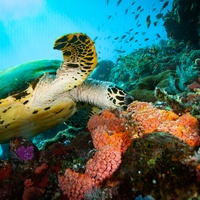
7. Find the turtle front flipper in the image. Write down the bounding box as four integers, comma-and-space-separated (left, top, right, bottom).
53, 33, 98, 90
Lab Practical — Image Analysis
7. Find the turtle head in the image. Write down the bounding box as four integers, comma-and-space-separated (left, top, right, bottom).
106, 84, 134, 110
68, 79, 134, 110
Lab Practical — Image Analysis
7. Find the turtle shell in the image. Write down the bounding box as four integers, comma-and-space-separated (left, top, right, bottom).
0, 59, 62, 99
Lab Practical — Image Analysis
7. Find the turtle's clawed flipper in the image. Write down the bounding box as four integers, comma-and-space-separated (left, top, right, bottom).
53, 33, 98, 90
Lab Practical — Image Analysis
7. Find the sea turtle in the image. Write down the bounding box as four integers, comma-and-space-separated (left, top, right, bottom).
0, 33, 133, 143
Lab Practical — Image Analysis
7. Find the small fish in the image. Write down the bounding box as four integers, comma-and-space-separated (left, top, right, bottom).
156, 13, 163, 20
137, 6, 141, 11
121, 35, 126, 39
114, 49, 126, 53
146, 15, 150, 21
160, 1, 169, 12
107, 36, 111, 39
114, 37, 119, 40
144, 38, 149, 41
153, 21, 158, 26
117, 0, 122, 6
106, 0, 109, 5
146, 15, 151, 28
142, 31, 146, 35
156, 33, 161, 38
94, 36, 98, 41
129, 36, 134, 41
131, 1, 135, 5
147, 20, 151, 28
131, 11, 135, 14
152, 8, 156, 12
129, 28, 134, 32
135, 14, 139, 20
137, 24, 141, 27
135, 39, 138, 42
134, 32, 138, 35
139, 8, 144, 13
108, 15, 112, 20
125, 8, 128, 15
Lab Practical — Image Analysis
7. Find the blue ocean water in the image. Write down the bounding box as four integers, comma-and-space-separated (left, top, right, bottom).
0, 0, 172, 70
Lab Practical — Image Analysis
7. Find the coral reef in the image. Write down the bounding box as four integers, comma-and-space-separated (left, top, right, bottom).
0, 101, 200, 199
109, 44, 200, 104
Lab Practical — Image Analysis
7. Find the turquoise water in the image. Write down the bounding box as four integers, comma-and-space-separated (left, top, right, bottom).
0, 0, 172, 70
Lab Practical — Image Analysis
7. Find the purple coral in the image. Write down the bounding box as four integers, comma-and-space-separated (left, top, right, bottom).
16, 145, 34, 161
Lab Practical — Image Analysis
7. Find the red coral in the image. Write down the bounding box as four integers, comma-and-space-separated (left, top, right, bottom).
187, 81, 200, 91
22, 179, 45, 200
35, 163, 48, 174
0, 161, 12, 181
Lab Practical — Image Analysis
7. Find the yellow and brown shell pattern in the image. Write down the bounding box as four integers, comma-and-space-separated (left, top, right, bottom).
0, 33, 97, 143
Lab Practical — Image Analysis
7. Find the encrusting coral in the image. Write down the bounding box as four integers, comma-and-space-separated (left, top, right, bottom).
58, 101, 200, 199
58, 110, 131, 199
126, 101, 200, 146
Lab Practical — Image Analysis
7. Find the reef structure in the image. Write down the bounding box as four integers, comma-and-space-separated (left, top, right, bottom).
58, 101, 200, 199
0, 102, 199, 199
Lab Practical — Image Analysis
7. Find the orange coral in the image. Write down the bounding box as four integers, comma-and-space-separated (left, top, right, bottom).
157, 113, 200, 146
58, 110, 131, 199
88, 110, 127, 133
127, 101, 200, 146
127, 101, 179, 133
90, 125, 131, 153
58, 169, 95, 200
85, 145, 121, 183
